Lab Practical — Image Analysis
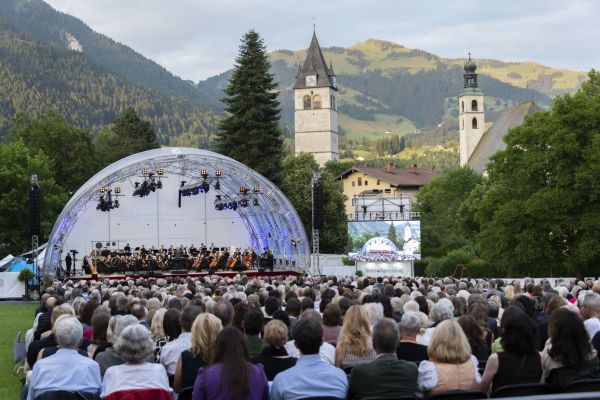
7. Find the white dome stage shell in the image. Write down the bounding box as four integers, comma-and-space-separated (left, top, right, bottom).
361, 237, 398, 253
43, 147, 309, 274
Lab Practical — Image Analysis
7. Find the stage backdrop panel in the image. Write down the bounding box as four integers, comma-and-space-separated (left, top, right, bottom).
0, 272, 25, 299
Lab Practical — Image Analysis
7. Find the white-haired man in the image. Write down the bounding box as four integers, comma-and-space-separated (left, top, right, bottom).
27, 316, 101, 400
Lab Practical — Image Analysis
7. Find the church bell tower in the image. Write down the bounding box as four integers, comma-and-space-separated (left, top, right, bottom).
293, 32, 339, 166
458, 54, 485, 166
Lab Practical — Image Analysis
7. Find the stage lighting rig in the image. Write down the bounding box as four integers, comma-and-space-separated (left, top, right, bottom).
133, 168, 166, 197
96, 187, 122, 212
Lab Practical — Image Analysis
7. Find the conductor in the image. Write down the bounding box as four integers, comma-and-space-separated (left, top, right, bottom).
65, 253, 72, 277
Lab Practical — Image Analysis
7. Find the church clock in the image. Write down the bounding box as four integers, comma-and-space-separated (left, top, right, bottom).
305, 75, 317, 87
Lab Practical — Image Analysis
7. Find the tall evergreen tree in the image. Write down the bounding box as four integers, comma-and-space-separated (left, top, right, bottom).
387, 222, 398, 246
217, 30, 284, 186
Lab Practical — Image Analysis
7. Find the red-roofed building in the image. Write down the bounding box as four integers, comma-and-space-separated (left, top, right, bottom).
336, 164, 438, 218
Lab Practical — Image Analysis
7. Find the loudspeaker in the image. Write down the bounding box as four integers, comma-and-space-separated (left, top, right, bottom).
29, 185, 41, 236
312, 182, 324, 230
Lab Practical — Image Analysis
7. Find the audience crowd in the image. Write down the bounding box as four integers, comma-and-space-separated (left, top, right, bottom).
22, 274, 600, 399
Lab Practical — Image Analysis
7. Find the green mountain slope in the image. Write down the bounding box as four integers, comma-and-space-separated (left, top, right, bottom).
201, 38, 585, 141
0, 0, 220, 106
0, 27, 218, 143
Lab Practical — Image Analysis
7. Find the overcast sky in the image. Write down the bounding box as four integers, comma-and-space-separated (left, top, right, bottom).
45, 0, 600, 82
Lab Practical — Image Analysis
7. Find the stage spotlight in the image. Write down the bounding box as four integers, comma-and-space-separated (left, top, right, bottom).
142, 168, 149, 176
99, 187, 106, 193
115, 186, 121, 194
253, 186, 260, 193
240, 186, 248, 194
214, 180, 220, 190
215, 169, 222, 177
253, 198, 259, 206
200, 169, 208, 178
157, 168, 165, 176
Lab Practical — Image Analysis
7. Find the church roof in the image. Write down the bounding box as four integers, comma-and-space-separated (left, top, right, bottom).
293, 32, 335, 90
468, 101, 539, 174
336, 166, 438, 188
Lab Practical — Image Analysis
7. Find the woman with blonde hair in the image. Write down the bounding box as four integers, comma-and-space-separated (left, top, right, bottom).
174, 313, 223, 393
335, 305, 377, 368
252, 319, 296, 380
417, 319, 481, 396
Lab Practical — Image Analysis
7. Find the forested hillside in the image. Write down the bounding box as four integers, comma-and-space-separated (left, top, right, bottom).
0, 28, 218, 144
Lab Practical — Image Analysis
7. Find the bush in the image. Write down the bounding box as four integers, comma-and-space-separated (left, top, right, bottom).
17, 268, 34, 283
414, 259, 428, 276
356, 270, 363, 277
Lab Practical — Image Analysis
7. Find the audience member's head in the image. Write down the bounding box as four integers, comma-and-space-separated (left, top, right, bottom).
292, 318, 322, 355
54, 316, 83, 349
191, 313, 223, 363
180, 305, 203, 332
114, 324, 155, 363
213, 300, 234, 327
428, 319, 472, 364
243, 309, 264, 336
372, 318, 399, 354
264, 319, 289, 350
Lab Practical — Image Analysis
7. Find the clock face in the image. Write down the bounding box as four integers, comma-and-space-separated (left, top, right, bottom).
305, 75, 317, 87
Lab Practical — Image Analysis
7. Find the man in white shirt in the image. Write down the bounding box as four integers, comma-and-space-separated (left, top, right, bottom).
27, 316, 101, 400
160, 305, 202, 375
284, 309, 335, 365
580, 292, 600, 341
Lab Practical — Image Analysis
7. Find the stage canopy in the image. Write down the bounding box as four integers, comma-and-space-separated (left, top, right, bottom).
43, 147, 309, 274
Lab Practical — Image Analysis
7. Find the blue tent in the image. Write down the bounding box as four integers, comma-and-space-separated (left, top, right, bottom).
7, 259, 39, 285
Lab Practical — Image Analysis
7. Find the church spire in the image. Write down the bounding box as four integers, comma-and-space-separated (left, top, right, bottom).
463, 53, 480, 90
293, 31, 335, 89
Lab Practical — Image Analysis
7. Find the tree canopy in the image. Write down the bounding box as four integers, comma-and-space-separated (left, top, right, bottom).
8, 111, 97, 193
282, 153, 348, 254
217, 30, 284, 186
0, 140, 67, 254
475, 70, 600, 277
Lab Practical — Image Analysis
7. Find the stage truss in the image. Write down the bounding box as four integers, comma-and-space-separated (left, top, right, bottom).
43, 147, 309, 275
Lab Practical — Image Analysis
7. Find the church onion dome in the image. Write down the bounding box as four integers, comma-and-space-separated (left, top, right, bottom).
464, 55, 477, 73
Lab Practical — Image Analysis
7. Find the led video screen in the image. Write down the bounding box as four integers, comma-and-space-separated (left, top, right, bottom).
348, 220, 421, 261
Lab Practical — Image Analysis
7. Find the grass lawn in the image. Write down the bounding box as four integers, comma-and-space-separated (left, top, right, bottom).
0, 303, 37, 400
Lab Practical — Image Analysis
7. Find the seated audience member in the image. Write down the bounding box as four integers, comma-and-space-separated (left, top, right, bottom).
348, 318, 418, 400
95, 315, 141, 376
270, 319, 348, 400
417, 319, 481, 396
458, 315, 490, 362
192, 327, 268, 400
154, 308, 180, 363
34, 296, 58, 340
161, 305, 203, 376
174, 313, 222, 393
335, 305, 377, 368
27, 316, 101, 400
537, 295, 565, 350
264, 296, 280, 324
101, 324, 170, 397
130, 303, 149, 329
244, 309, 266, 358
285, 298, 301, 330
397, 311, 429, 363
580, 292, 600, 341
541, 307, 600, 390
285, 310, 336, 365
213, 300, 234, 327
252, 319, 297, 381
480, 308, 542, 392
87, 311, 110, 359
322, 303, 342, 345
27, 304, 87, 369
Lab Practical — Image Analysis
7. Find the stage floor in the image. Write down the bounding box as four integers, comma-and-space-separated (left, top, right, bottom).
62, 269, 300, 282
